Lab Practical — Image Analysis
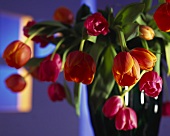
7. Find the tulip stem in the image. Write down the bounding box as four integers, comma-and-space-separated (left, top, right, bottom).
79, 39, 85, 51
121, 70, 146, 97
50, 38, 65, 61
141, 39, 149, 50
24, 27, 45, 44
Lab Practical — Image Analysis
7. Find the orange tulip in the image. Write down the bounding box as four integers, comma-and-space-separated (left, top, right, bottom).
130, 48, 157, 71
154, 3, 170, 32
139, 25, 155, 40
3, 40, 31, 69
112, 52, 140, 86
53, 7, 74, 25
64, 51, 96, 85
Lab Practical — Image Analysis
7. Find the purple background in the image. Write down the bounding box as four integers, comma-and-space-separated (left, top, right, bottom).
0, 0, 170, 136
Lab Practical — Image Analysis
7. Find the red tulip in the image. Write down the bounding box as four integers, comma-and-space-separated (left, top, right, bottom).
39, 54, 62, 82
53, 7, 74, 25
139, 71, 162, 97
3, 40, 31, 69
154, 3, 170, 32
162, 102, 170, 116
139, 25, 155, 40
115, 107, 137, 131
102, 96, 124, 119
48, 82, 66, 102
112, 52, 140, 86
84, 12, 109, 36
5, 74, 26, 93
64, 51, 96, 85
130, 47, 157, 71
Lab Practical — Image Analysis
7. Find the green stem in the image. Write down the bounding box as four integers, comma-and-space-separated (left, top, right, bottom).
121, 70, 146, 97
24, 27, 45, 44
141, 39, 149, 50
50, 38, 65, 61
79, 39, 85, 51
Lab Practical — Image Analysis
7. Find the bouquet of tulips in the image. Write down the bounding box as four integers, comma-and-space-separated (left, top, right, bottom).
2, 0, 170, 135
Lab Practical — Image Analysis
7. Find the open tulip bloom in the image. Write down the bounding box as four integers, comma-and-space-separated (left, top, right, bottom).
3, 0, 170, 135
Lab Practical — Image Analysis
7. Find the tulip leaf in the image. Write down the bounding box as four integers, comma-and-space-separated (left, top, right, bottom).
74, 83, 81, 116
142, 0, 153, 12
63, 80, 74, 107
114, 3, 145, 27
25, 57, 44, 67
165, 42, 170, 76
154, 30, 170, 42
87, 35, 97, 43
89, 45, 117, 111
159, 0, 165, 4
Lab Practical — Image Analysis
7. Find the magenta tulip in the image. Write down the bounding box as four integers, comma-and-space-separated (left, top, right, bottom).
162, 102, 170, 116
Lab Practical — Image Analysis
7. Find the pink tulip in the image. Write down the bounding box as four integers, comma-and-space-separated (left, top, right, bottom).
102, 96, 124, 119
162, 102, 170, 116
115, 107, 137, 131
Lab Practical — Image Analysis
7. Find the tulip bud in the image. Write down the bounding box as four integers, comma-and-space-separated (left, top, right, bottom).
115, 107, 137, 131
3, 40, 31, 69
139, 71, 162, 97
5, 74, 26, 93
139, 25, 155, 40
64, 51, 96, 85
39, 54, 62, 82
53, 7, 74, 25
162, 102, 170, 116
102, 96, 124, 119
48, 82, 66, 102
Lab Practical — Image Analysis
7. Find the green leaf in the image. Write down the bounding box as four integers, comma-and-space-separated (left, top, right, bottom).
155, 30, 170, 42
74, 83, 81, 116
114, 3, 145, 27
142, 0, 153, 12
153, 42, 161, 75
122, 23, 139, 41
159, 0, 166, 4
25, 57, 44, 67
165, 42, 170, 75
63, 80, 74, 107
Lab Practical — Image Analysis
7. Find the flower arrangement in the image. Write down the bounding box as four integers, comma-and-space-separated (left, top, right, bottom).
2, 0, 170, 135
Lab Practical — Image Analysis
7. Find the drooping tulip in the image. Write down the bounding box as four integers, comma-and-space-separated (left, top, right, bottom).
53, 7, 74, 25
139, 71, 162, 97
162, 102, 170, 116
64, 51, 96, 85
115, 107, 137, 131
154, 2, 170, 32
39, 54, 62, 82
130, 47, 157, 71
5, 74, 26, 93
112, 52, 140, 86
139, 25, 155, 40
48, 82, 66, 102
3, 40, 31, 69
102, 96, 124, 119
84, 12, 109, 36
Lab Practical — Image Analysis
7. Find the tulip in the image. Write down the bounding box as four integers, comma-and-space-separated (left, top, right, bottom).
84, 12, 109, 36
154, 3, 170, 32
39, 54, 62, 82
130, 47, 157, 71
29, 66, 40, 80
64, 51, 96, 85
115, 107, 137, 131
162, 102, 170, 116
53, 7, 74, 25
3, 40, 31, 69
102, 96, 124, 119
5, 74, 26, 93
139, 25, 155, 40
139, 71, 162, 97
112, 52, 140, 86
48, 82, 66, 102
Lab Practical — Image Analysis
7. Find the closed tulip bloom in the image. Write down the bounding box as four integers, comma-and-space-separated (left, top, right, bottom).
162, 102, 170, 116
130, 48, 157, 71
3, 40, 31, 69
84, 12, 109, 36
64, 51, 96, 85
48, 83, 66, 102
102, 96, 124, 119
112, 52, 140, 86
53, 7, 74, 25
139, 25, 155, 40
139, 71, 162, 97
5, 74, 26, 93
154, 3, 170, 32
39, 54, 62, 82
115, 107, 137, 131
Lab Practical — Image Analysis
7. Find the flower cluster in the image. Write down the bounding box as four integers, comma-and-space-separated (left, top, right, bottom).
2, 0, 170, 134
